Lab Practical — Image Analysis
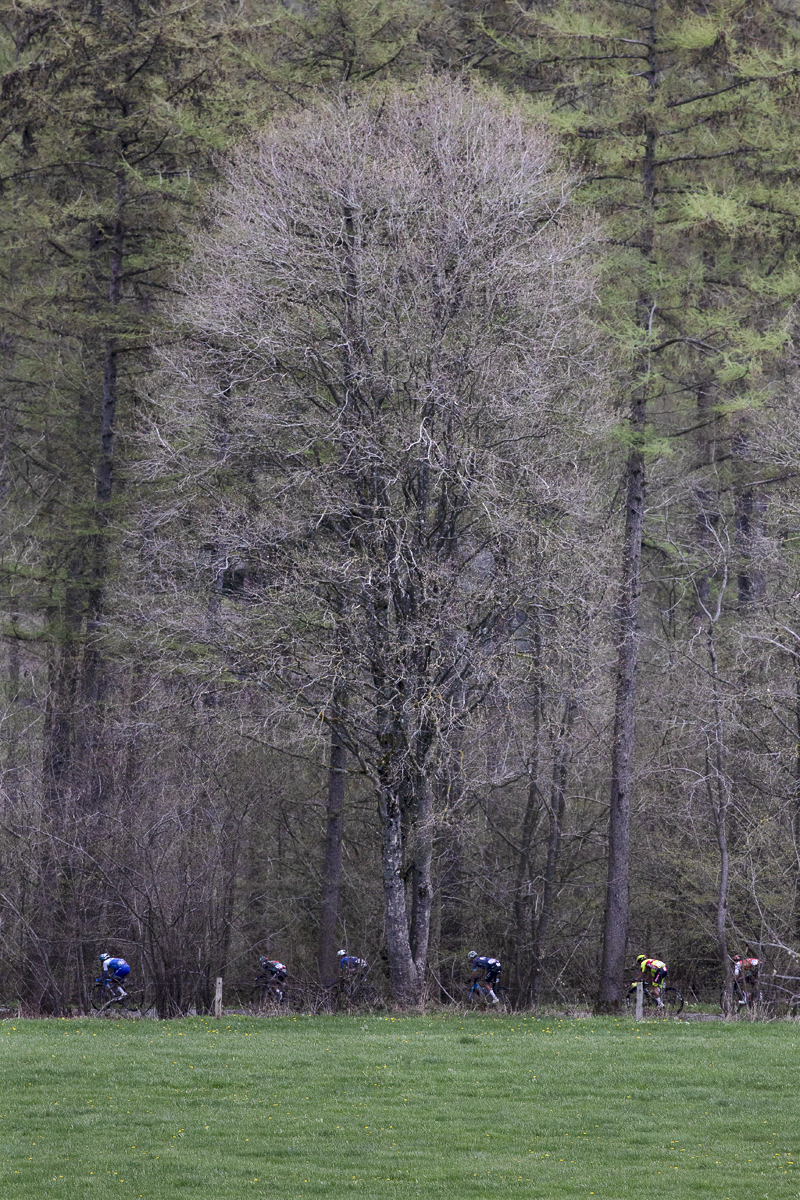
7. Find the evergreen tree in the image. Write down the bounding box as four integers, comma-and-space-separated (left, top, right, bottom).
0, 0, 231, 1007
458, 0, 800, 1007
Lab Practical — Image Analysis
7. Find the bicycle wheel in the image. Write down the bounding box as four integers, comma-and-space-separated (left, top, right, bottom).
90, 982, 112, 1010
662, 986, 684, 1016
118, 988, 144, 1014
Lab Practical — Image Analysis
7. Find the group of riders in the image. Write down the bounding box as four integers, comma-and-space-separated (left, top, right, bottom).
95, 947, 761, 1007
634, 952, 760, 1007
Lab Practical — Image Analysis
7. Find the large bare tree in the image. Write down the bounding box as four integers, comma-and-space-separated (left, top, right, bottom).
151, 79, 610, 1003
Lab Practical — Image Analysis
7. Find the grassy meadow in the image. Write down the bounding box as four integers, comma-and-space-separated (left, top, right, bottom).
1, 1011, 798, 1199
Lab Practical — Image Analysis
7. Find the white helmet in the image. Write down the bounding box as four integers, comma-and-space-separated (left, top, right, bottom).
467, 950, 478, 959
337, 949, 346, 957
99, 952, 111, 963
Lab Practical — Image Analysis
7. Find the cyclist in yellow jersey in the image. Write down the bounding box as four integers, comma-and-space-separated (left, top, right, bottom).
635, 954, 668, 1006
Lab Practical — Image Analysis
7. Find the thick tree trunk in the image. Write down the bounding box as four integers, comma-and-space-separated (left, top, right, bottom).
378, 785, 418, 1003
409, 770, 434, 984
596, 0, 656, 1014
596, 434, 646, 1012
735, 484, 767, 609
317, 719, 347, 987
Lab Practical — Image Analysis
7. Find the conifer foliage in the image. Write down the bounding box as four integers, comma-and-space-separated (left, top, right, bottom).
1, 0, 800, 1012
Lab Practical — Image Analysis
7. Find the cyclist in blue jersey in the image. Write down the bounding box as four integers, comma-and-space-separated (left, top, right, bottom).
468, 950, 501, 1004
99, 952, 131, 998
337, 950, 368, 972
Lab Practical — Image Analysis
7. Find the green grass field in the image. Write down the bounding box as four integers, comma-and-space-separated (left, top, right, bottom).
1, 1011, 799, 1199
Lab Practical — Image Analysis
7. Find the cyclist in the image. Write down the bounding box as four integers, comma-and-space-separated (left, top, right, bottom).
635, 954, 668, 1007
337, 950, 368, 971
259, 956, 287, 986
99, 952, 131, 998
733, 954, 760, 1003
467, 950, 501, 1005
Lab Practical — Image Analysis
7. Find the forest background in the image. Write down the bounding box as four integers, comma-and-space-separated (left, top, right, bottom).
2, 0, 800, 1017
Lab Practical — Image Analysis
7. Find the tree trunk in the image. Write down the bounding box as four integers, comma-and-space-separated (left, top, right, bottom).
595, 0, 656, 1014
409, 769, 434, 985
514, 600, 543, 1004
596, 431, 646, 1012
317, 715, 347, 988
531, 698, 575, 1005
706, 624, 734, 1009
378, 785, 418, 1003
515, 773, 541, 1005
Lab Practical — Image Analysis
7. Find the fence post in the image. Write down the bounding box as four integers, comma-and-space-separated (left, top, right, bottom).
635, 981, 643, 1022
214, 976, 223, 1019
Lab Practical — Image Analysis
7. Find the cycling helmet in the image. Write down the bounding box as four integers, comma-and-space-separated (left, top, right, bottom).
467, 950, 478, 959
636, 954, 647, 965
99, 952, 111, 963
337, 950, 346, 957
732, 954, 742, 962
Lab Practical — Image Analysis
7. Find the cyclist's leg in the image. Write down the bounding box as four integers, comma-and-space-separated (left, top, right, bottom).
651, 970, 667, 1006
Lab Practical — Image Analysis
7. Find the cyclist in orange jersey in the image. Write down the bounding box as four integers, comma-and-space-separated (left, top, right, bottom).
732, 954, 760, 1003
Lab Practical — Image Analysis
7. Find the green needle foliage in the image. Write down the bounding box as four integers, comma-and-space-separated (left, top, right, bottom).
2, 1013, 800, 1199
0, 0, 226, 794
0, 0, 243, 1008
460, 0, 800, 1003
465, 0, 800, 553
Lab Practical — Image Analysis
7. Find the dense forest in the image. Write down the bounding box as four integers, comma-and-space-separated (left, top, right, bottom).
2, 0, 800, 1016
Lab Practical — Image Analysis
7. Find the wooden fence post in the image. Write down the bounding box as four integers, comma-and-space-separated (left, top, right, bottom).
214, 976, 223, 1019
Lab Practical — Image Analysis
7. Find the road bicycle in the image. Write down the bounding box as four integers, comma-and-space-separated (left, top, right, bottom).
720, 978, 763, 1015
250, 971, 288, 1011
625, 980, 684, 1016
90, 974, 143, 1013
467, 979, 512, 1010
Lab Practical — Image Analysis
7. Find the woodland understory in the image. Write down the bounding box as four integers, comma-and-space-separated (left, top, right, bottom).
3, 0, 800, 1017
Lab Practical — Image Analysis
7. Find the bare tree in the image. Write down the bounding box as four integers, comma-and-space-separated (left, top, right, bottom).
149, 79, 611, 1003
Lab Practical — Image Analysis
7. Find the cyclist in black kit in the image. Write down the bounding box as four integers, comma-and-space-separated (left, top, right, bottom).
468, 950, 501, 1004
